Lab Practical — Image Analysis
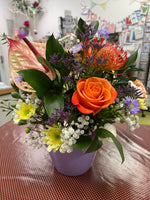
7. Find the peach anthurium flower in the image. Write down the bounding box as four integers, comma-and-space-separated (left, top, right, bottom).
72, 77, 117, 115
8, 38, 53, 92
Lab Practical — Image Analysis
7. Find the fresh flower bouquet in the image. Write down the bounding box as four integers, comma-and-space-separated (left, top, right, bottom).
1, 18, 147, 165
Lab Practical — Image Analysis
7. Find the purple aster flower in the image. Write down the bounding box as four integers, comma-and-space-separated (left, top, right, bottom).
72, 43, 82, 53
98, 29, 110, 39
123, 96, 140, 114
103, 29, 110, 35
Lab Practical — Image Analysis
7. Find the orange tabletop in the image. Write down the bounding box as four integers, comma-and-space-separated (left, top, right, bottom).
0, 121, 150, 200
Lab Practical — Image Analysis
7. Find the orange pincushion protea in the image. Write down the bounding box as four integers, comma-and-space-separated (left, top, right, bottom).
97, 44, 128, 71
81, 42, 128, 72
134, 79, 147, 99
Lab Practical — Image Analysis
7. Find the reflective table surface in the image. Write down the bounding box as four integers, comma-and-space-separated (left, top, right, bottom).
0, 121, 150, 200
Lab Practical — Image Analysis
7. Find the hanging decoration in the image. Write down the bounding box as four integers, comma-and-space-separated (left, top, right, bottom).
89, 0, 110, 10
100, 1, 108, 9
130, 0, 150, 4
81, 0, 148, 28
141, 4, 149, 13
90, 1, 97, 9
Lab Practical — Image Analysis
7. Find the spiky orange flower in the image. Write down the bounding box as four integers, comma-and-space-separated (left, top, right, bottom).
97, 44, 128, 71
80, 40, 128, 73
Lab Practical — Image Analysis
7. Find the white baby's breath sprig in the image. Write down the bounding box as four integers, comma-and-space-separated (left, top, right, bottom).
59, 115, 95, 153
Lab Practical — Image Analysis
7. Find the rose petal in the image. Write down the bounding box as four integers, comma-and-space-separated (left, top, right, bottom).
77, 104, 93, 114
101, 87, 117, 109
71, 91, 79, 105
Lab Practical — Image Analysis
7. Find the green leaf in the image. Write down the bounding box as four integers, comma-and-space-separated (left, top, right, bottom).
18, 69, 53, 96
50, 61, 69, 79
44, 92, 64, 117
97, 128, 125, 163
78, 18, 85, 33
90, 21, 99, 37
86, 134, 103, 153
76, 28, 82, 41
126, 67, 144, 73
6, 110, 12, 116
118, 50, 138, 74
46, 34, 66, 61
128, 77, 137, 82
36, 55, 56, 80
125, 50, 138, 67
45, 34, 70, 78
73, 135, 92, 150
114, 75, 130, 85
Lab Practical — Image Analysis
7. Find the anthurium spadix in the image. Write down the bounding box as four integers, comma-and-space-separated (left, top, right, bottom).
8, 38, 56, 92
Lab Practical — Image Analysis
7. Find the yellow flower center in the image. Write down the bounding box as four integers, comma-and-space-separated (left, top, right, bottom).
42, 125, 63, 152
14, 102, 36, 120
129, 103, 134, 109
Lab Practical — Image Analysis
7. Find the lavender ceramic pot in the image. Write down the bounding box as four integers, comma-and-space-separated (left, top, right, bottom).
49, 148, 96, 176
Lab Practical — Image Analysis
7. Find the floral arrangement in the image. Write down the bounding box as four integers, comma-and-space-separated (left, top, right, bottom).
11, 0, 42, 18
1, 18, 148, 163
11, 0, 42, 37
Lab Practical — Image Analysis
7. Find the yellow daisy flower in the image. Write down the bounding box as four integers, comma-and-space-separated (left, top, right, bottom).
137, 98, 148, 110
42, 125, 63, 152
14, 102, 36, 123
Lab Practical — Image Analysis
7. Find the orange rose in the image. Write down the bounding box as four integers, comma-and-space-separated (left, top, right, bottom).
72, 77, 117, 115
